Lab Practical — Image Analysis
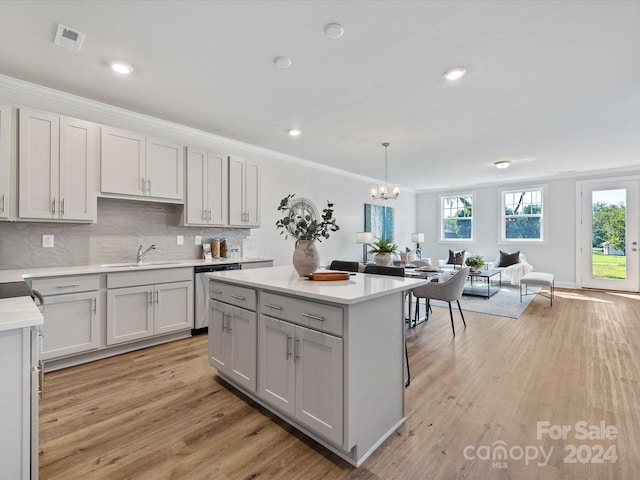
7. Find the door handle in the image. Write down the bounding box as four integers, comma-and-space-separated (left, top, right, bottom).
286, 335, 292, 359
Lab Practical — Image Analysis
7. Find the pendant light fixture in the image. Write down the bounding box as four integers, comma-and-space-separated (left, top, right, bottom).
370, 142, 400, 200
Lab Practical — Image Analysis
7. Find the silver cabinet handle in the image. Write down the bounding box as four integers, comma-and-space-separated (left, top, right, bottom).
294, 338, 300, 362
210, 289, 223, 295
1, 193, 5, 212
38, 360, 45, 398
147, 179, 151, 194
148, 291, 153, 304
221, 313, 227, 332
231, 294, 246, 301
139, 178, 145, 193
286, 335, 292, 359
51, 198, 56, 214
36, 326, 45, 337
60, 198, 65, 215
302, 313, 325, 322
264, 303, 283, 310
56, 284, 79, 289
224, 313, 232, 332
92, 298, 97, 313
154, 291, 159, 304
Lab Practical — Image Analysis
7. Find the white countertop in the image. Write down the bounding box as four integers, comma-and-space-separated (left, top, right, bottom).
0, 257, 273, 283
206, 265, 429, 305
0, 257, 271, 332
0, 296, 43, 332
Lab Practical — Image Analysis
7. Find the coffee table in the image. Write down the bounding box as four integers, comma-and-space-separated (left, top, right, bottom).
463, 269, 502, 298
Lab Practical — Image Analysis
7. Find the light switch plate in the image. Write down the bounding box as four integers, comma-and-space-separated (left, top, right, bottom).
177, 235, 184, 245
42, 235, 54, 248
195, 236, 202, 245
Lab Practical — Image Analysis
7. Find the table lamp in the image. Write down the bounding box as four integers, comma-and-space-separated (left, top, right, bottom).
411, 233, 424, 260
356, 232, 374, 264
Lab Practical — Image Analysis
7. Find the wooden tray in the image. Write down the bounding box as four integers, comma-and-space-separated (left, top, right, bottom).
306, 272, 351, 281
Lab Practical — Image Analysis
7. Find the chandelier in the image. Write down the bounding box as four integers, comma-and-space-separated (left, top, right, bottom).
370, 142, 400, 200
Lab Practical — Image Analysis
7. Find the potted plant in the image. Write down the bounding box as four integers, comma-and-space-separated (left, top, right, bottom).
465, 254, 485, 273
369, 237, 398, 266
276, 194, 340, 276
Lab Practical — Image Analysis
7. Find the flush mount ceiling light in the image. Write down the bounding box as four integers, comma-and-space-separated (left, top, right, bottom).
324, 23, 344, 39
110, 62, 133, 75
273, 56, 292, 68
288, 129, 302, 137
494, 160, 511, 169
443, 67, 467, 81
370, 142, 400, 200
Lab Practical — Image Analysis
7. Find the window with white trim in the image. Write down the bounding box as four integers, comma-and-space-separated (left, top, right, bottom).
501, 187, 544, 242
440, 194, 474, 242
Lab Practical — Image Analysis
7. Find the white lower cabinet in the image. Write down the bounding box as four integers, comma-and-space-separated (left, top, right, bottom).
208, 300, 256, 392
106, 268, 193, 345
258, 315, 343, 446
30, 274, 101, 361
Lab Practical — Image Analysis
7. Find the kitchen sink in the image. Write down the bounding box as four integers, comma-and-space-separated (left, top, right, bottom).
100, 261, 182, 268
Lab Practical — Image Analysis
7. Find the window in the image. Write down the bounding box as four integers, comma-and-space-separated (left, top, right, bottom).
501, 187, 544, 242
440, 194, 474, 242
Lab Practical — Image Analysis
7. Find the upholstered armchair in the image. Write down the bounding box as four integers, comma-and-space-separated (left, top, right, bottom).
486, 251, 533, 286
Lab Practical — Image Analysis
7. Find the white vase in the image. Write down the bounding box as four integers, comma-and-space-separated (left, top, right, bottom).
374, 252, 393, 266
292, 240, 320, 276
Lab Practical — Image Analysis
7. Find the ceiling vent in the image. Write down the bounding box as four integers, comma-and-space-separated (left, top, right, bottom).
54, 24, 85, 52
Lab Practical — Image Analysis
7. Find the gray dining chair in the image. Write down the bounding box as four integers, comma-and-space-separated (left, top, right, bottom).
412, 267, 468, 336
328, 260, 360, 272
363, 264, 410, 386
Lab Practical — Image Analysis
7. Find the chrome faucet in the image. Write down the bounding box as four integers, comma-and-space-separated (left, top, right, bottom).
136, 244, 157, 263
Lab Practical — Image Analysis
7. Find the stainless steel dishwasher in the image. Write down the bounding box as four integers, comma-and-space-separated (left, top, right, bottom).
193, 263, 240, 334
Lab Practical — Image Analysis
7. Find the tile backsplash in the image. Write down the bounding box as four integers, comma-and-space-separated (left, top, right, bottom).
0, 198, 249, 269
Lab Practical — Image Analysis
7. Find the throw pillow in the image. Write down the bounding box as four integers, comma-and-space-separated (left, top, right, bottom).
447, 249, 465, 265
498, 250, 520, 267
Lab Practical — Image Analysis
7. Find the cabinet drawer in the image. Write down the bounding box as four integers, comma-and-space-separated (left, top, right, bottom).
260, 292, 343, 336
209, 281, 256, 311
31, 274, 100, 296
107, 267, 192, 289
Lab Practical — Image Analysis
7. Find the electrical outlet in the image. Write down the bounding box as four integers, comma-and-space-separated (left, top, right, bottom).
42, 234, 54, 248
177, 235, 184, 245
195, 236, 202, 245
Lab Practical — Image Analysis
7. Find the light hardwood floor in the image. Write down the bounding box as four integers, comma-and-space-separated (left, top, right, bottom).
39, 288, 640, 480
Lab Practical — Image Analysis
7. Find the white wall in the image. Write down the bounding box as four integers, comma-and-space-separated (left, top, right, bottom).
417, 172, 640, 289
0, 77, 417, 268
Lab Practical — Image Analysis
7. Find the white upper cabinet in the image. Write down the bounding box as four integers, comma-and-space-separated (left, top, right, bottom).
185, 147, 228, 225
18, 108, 98, 222
101, 126, 184, 202
0, 104, 11, 220
228, 155, 260, 227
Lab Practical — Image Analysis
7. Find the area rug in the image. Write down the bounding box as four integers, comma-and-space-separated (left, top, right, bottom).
427, 284, 541, 319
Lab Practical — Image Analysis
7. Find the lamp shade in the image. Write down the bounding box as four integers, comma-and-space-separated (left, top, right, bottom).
411, 233, 424, 243
356, 232, 374, 244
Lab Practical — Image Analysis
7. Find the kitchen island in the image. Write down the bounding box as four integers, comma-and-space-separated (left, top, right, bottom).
205, 265, 428, 466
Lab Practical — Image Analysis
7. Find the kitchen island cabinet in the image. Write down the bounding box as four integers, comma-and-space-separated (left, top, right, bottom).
206, 266, 428, 466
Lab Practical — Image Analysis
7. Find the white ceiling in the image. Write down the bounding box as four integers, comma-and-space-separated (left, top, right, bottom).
1, 0, 639, 191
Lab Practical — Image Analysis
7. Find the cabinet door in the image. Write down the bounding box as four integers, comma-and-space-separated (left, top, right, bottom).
295, 325, 343, 446
107, 285, 153, 345
244, 158, 260, 227
228, 155, 245, 226
258, 315, 295, 416
101, 126, 145, 196
228, 304, 257, 392
205, 152, 228, 225
185, 147, 207, 224
208, 300, 230, 371
18, 109, 59, 219
0, 104, 11, 219
41, 291, 100, 360
59, 116, 98, 221
145, 137, 183, 200
154, 281, 193, 335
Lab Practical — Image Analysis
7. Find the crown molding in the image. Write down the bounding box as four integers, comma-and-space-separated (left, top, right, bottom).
0, 74, 396, 188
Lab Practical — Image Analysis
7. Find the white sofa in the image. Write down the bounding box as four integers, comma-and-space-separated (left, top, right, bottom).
486, 252, 533, 286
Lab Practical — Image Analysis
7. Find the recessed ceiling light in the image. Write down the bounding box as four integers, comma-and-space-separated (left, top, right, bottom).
288, 129, 302, 137
443, 67, 467, 81
273, 56, 292, 68
494, 160, 511, 169
324, 23, 344, 39
111, 62, 133, 75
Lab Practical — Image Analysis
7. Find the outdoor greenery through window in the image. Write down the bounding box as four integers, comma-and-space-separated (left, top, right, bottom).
502, 188, 543, 241
441, 194, 473, 241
